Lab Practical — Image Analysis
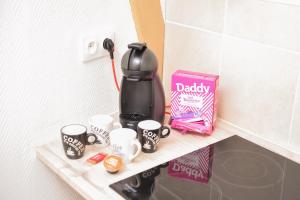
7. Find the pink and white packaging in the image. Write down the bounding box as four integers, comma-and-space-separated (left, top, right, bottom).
171, 70, 219, 135
167, 145, 214, 184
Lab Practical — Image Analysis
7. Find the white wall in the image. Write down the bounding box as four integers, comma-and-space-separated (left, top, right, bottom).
0, 0, 137, 199
163, 0, 300, 154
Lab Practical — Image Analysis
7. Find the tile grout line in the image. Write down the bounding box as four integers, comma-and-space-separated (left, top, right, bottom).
218, 0, 229, 77
165, 20, 223, 37
261, 0, 300, 7
165, 20, 300, 56
287, 69, 300, 145
164, 0, 167, 22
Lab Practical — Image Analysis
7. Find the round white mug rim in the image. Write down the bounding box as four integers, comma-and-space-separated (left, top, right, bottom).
138, 120, 161, 130
61, 124, 87, 136
110, 128, 137, 140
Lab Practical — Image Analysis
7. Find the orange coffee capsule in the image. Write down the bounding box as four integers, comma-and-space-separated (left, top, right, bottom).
103, 155, 124, 174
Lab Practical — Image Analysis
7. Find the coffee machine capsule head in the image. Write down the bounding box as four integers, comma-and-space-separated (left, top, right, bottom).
121, 43, 158, 81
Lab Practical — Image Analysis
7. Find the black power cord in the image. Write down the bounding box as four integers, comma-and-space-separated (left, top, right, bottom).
103, 38, 114, 59
103, 38, 120, 91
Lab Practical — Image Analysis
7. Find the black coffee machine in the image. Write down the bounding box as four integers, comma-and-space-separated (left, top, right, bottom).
119, 43, 165, 130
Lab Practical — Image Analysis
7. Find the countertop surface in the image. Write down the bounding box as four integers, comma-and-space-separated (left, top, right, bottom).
36, 121, 234, 200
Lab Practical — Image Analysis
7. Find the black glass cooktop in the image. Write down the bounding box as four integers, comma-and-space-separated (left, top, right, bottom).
110, 136, 300, 200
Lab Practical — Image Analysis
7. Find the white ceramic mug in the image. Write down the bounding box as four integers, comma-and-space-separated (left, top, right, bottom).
87, 114, 121, 147
110, 128, 142, 163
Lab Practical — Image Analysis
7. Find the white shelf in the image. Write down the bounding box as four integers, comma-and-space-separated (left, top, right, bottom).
35, 120, 234, 200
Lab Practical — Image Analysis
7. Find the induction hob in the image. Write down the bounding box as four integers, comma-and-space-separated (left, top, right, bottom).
110, 136, 300, 200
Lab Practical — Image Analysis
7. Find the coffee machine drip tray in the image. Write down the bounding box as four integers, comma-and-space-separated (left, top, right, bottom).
119, 113, 148, 121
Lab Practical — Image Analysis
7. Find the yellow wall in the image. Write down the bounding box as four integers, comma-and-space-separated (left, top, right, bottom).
129, 0, 165, 79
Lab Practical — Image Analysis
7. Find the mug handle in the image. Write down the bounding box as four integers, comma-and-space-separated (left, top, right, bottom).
113, 122, 122, 129
86, 133, 99, 145
129, 139, 142, 161
130, 175, 142, 188
161, 126, 171, 138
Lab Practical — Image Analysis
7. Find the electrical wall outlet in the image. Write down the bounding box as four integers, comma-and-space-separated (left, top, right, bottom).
82, 32, 114, 62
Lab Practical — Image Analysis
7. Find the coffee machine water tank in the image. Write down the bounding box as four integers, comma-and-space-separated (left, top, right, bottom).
119, 43, 165, 130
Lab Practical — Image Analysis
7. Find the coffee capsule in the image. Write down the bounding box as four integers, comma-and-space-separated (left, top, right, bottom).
103, 155, 124, 174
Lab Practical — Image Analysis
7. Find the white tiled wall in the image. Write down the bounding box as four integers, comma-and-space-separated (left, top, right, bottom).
166, 0, 226, 32
0, 0, 137, 199
164, 23, 222, 102
220, 35, 300, 145
225, 0, 300, 52
163, 0, 300, 153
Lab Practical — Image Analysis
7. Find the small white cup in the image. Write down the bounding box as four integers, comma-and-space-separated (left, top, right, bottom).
110, 128, 142, 163
87, 114, 121, 147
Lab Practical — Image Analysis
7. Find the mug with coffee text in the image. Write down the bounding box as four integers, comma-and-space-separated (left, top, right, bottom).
110, 128, 142, 163
61, 124, 96, 159
87, 114, 122, 147
137, 120, 170, 153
